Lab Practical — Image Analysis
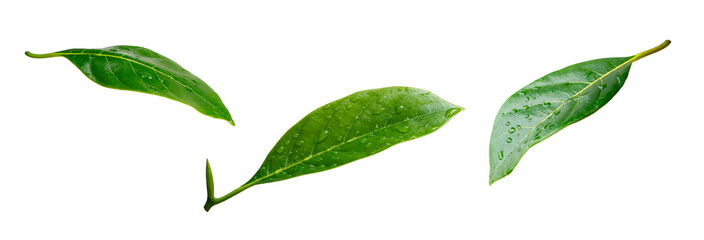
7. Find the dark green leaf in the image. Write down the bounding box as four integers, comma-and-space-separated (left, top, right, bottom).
204, 86, 463, 211
489, 40, 670, 184
25, 46, 234, 125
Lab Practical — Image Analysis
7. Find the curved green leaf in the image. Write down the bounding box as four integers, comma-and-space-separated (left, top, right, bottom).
204, 86, 463, 211
25, 46, 234, 125
489, 40, 670, 184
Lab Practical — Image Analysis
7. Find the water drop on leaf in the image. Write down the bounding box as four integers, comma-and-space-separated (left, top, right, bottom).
445, 108, 461, 118
396, 125, 410, 133
316, 130, 329, 143
372, 108, 386, 115
395, 105, 404, 113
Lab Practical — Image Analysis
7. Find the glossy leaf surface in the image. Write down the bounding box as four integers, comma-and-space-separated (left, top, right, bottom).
26, 46, 234, 125
205, 86, 463, 211
489, 40, 670, 184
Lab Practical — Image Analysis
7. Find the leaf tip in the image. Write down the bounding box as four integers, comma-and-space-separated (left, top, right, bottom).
489, 176, 498, 186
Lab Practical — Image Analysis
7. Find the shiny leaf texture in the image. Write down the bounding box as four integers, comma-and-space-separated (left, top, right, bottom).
489, 40, 670, 184
26, 46, 234, 125
204, 86, 463, 211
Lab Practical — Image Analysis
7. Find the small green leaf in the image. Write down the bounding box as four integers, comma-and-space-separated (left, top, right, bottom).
489, 40, 670, 184
26, 46, 234, 125
204, 86, 463, 211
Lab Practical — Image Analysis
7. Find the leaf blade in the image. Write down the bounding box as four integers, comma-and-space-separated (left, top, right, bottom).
249, 87, 461, 185
489, 40, 670, 184
206, 86, 462, 210
26, 46, 234, 125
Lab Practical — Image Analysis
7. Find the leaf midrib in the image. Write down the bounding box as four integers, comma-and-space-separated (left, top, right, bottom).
249, 106, 451, 187
494, 56, 635, 171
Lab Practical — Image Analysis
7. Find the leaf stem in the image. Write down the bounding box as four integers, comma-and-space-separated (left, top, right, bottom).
24, 51, 60, 58
633, 40, 671, 62
203, 160, 255, 212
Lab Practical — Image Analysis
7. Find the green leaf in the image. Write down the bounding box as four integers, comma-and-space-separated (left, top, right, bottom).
489, 40, 670, 184
204, 86, 463, 211
25, 46, 234, 126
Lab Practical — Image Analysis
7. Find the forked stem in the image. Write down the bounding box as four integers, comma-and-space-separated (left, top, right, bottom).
633, 40, 671, 62
203, 160, 255, 212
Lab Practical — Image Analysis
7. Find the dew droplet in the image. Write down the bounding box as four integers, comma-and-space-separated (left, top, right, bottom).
498, 151, 504, 160
396, 125, 410, 133
346, 104, 353, 110
508, 127, 516, 133
372, 107, 386, 115
350, 96, 359, 102
506, 137, 512, 143
284, 140, 291, 145
395, 105, 404, 113
360, 138, 367, 144
543, 102, 551, 106
505, 121, 510, 126
275, 146, 285, 154
295, 140, 305, 146
323, 105, 331, 110
337, 136, 343, 141
316, 130, 329, 143
516, 125, 522, 130
377, 99, 383, 104
293, 133, 300, 138
534, 135, 541, 140
445, 108, 461, 118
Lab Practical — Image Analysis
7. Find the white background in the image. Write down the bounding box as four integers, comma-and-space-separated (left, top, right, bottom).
1, 0, 702, 239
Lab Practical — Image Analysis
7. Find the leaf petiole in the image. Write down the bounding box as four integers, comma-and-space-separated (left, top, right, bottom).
633, 40, 671, 62
24, 51, 60, 59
